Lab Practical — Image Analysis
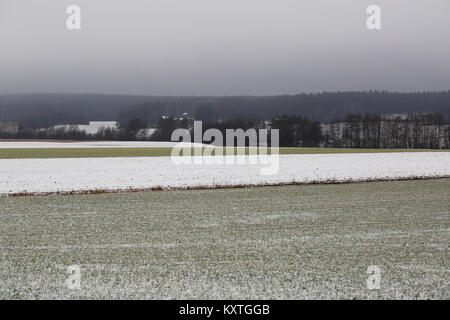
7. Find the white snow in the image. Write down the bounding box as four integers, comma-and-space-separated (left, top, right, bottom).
0, 152, 449, 195
0, 141, 204, 149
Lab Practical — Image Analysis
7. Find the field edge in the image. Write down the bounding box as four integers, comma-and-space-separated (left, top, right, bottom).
2, 175, 449, 198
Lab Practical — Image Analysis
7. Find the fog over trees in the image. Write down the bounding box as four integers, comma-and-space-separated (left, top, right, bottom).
1, 91, 449, 129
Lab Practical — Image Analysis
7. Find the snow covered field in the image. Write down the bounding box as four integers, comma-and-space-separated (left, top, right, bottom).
0, 141, 203, 149
0, 152, 449, 195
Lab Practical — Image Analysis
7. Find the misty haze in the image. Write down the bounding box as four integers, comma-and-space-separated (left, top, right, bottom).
0, 0, 449, 95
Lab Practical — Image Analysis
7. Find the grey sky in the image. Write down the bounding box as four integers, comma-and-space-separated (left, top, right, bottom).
0, 0, 449, 95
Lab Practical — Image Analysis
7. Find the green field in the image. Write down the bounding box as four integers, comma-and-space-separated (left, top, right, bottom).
0, 179, 448, 299
0, 147, 446, 159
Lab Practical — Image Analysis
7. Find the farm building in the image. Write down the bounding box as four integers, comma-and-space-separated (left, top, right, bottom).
52, 121, 118, 134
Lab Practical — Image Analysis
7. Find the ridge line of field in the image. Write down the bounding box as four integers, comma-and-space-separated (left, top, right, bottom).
2, 175, 449, 198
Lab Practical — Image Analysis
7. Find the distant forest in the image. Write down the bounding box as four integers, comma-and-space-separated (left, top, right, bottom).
1, 91, 449, 129
1, 92, 449, 149
2, 112, 449, 149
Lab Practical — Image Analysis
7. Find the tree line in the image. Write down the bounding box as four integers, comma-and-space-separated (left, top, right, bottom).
151, 112, 449, 149
322, 113, 449, 149
1, 112, 449, 149
0, 119, 148, 141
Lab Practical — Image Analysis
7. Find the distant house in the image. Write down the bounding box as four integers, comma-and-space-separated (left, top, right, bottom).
52, 121, 118, 134
77, 121, 118, 134
0, 121, 19, 134
383, 113, 409, 120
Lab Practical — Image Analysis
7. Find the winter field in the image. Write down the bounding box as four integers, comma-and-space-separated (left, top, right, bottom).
0, 142, 448, 299
0, 141, 447, 159
0, 141, 194, 149
0, 151, 449, 195
0, 179, 448, 299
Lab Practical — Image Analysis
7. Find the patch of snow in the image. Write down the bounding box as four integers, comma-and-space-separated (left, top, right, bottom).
0, 141, 205, 149
0, 152, 448, 195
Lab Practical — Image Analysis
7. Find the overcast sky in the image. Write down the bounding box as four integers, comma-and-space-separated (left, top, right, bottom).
0, 0, 449, 95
